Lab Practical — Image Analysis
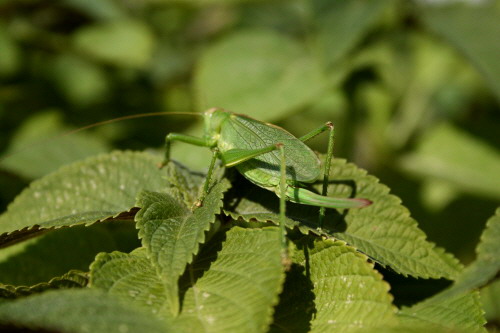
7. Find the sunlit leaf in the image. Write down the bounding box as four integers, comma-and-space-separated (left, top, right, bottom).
175, 226, 284, 333
399, 123, 500, 200
195, 29, 326, 121
90, 249, 168, 317
135, 180, 230, 316
0, 152, 192, 238
271, 239, 396, 332
73, 19, 155, 68
0, 111, 110, 179
225, 155, 462, 279
398, 291, 486, 332
91, 227, 285, 333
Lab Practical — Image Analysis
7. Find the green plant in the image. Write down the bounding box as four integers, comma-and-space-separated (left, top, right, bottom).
0, 0, 499, 331
0, 147, 496, 332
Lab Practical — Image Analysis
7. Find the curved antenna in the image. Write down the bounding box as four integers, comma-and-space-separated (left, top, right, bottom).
53, 111, 202, 136
0, 111, 203, 163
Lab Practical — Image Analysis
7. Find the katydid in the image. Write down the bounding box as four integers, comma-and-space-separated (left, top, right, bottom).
159, 107, 372, 262
3, 108, 371, 263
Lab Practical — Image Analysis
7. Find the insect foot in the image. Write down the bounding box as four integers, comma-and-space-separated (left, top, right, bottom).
191, 200, 203, 210
157, 157, 171, 169
281, 251, 292, 271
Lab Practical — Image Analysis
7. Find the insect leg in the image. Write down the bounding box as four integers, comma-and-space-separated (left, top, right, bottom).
220, 142, 291, 267
219, 145, 279, 167
158, 132, 216, 208
319, 123, 335, 229
194, 148, 219, 208
298, 122, 333, 143
277, 143, 291, 269
159, 133, 213, 168
297, 122, 336, 229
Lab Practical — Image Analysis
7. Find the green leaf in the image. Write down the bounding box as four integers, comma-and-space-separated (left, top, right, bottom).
452, 207, 500, 292
0, 225, 134, 286
399, 123, 500, 200
0, 270, 88, 300
271, 239, 396, 332
160, 0, 253, 3
314, 0, 392, 68
90, 249, 168, 317
0, 289, 170, 333
480, 278, 500, 323
90, 178, 229, 318
160, 160, 207, 208
175, 226, 285, 333
398, 291, 486, 332
426, 207, 500, 302
0, 151, 186, 237
90, 226, 285, 333
62, 0, 126, 20
50, 54, 110, 106
393, 208, 498, 331
225, 156, 462, 279
0, 111, 110, 179
195, 29, 326, 121
0, 23, 20, 77
73, 19, 155, 68
322, 157, 462, 280
353, 324, 474, 333
419, 3, 500, 102
135, 179, 231, 316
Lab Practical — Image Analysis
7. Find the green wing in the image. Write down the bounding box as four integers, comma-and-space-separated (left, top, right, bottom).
218, 113, 321, 187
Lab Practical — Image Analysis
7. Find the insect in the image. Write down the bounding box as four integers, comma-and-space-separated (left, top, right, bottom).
3, 108, 371, 263
159, 108, 372, 262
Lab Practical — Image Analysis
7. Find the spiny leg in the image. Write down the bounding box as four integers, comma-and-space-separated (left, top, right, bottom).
163, 136, 280, 208
277, 143, 290, 268
159, 133, 212, 168
158, 132, 215, 208
298, 121, 333, 143
219, 143, 290, 267
194, 148, 219, 208
299, 122, 335, 230
319, 123, 335, 229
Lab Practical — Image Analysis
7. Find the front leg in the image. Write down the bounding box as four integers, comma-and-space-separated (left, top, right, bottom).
159, 133, 213, 169
194, 148, 219, 208
158, 132, 216, 209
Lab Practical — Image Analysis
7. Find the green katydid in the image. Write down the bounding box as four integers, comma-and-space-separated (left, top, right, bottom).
158, 107, 372, 261
2, 108, 371, 262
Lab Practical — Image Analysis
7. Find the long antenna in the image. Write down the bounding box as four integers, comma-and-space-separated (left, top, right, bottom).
53, 111, 202, 136
0, 111, 203, 163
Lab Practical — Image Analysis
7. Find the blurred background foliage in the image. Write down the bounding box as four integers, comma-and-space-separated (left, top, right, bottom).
0, 0, 499, 272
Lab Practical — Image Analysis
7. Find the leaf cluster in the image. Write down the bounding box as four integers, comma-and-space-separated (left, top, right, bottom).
0, 151, 496, 332
0, 0, 499, 331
